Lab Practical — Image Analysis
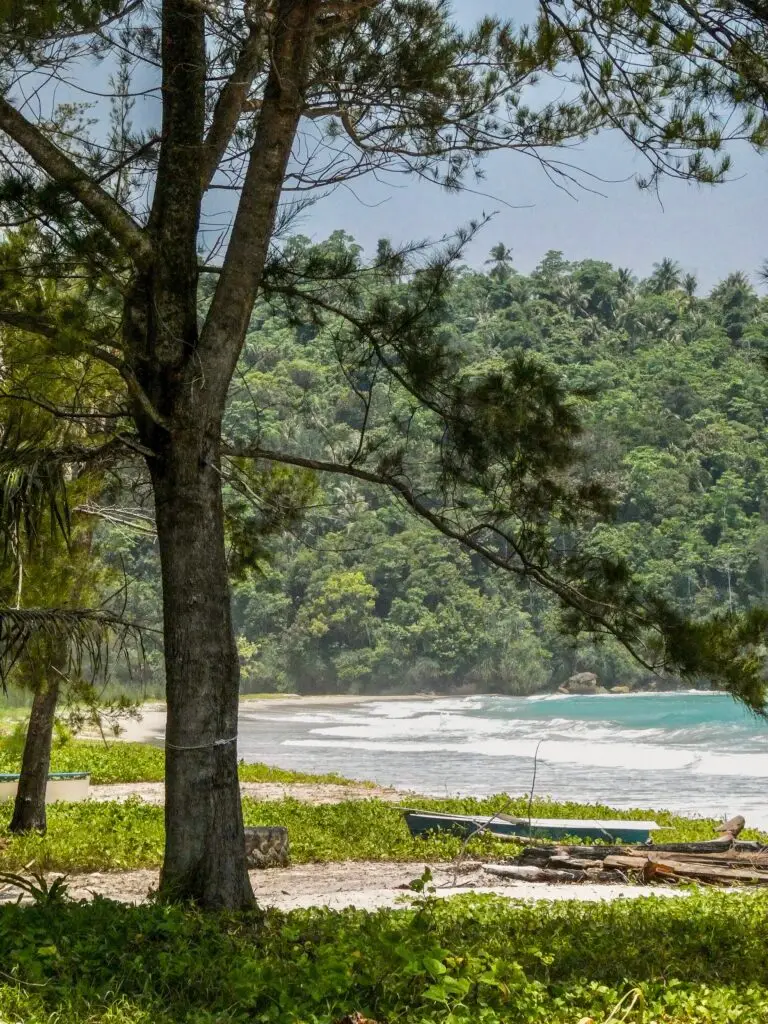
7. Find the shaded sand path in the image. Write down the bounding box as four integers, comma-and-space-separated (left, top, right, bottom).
7, 861, 685, 911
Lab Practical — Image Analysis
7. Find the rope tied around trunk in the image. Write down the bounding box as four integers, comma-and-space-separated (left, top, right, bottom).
165, 736, 237, 750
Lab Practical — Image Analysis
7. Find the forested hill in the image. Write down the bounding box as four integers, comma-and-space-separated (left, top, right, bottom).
115, 242, 768, 696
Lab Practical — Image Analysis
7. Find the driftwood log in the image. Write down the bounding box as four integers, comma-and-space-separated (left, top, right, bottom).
479, 815, 768, 888
718, 815, 745, 838
519, 838, 761, 858
519, 844, 632, 863
633, 848, 767, 865
244, 826, 289, 868
603, 853, 768, 885
547, 854, 605, 870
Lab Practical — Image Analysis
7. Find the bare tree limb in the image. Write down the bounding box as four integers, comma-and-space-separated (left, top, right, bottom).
202, 26, 266, 189
0, 98, 151, 263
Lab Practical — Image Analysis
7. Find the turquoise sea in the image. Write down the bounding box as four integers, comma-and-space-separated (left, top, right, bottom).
237, 692, 768, 827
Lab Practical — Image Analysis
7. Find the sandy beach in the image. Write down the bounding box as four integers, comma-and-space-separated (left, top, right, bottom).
100, 694, 437, 745
87, 780, 406, 804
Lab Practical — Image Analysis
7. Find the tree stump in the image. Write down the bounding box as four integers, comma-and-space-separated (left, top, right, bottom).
244, 826, 290, 868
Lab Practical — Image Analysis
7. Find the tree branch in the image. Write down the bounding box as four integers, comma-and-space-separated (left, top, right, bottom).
0, 436, 135, 468
223, 441, 660, 671
93, 135, 161, 188
0, 98, 151, 264
198, 0, 322, 409
0, 308, 168, 431
0, 389, 128, 422
0, 309, 57, 339
201, 25, 266, 189
317, 0, 380, 22
39, 0, 145, 42
86, 347, 169, 431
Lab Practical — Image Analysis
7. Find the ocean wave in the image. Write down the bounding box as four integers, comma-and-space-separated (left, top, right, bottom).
524, 694, 573, 703
240, 712, 372, 725
525, 689, 721, 701
302, 714, 745, 750
364, 697, 487, 717
282, 734, 768, 777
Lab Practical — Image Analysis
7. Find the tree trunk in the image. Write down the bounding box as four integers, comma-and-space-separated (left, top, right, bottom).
10, 511, 95, 835
150, 430, 253, 909
126, 0, 320, 909
9, 658, 61, 834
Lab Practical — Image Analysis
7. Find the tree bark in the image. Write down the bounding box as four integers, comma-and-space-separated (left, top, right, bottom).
9, 650, 62, 834
150, 429, 253, 909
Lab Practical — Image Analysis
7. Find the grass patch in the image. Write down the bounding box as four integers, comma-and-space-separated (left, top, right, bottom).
0, 741, 167, 784
0, 738, 371, 787
238, 762, 373, 787
0, 795, 764, 874
0, 888, 767, 1022
0, 799, 165, 871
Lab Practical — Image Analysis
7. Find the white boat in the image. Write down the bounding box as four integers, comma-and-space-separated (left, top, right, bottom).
0, 771, 90, 803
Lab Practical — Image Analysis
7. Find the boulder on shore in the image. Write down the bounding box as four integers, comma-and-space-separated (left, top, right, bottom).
562, 671, 601, 695
610, 685, 631, 694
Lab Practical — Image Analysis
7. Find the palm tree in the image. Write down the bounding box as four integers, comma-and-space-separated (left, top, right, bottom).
0, 440, 144, 833
485, 243, 514, 282
646, 258, 684, 294
710, 272, 758, 343
617, 267, 636, 298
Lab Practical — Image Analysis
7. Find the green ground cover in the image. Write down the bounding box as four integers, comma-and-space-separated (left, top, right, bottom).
0, 887, 765, 1023
0, 736, 763, 1023
0, 794, 761, 874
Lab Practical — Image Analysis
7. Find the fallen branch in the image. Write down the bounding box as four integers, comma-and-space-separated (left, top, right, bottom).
483, 863, 586, 883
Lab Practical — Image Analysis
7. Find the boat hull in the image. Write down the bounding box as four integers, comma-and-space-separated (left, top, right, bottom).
404, 810, 659, 844
0, 772, 90, 804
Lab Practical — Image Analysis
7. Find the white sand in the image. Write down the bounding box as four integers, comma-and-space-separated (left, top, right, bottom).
88, 780, 407, 804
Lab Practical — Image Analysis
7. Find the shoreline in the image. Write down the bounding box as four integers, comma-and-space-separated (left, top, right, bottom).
99, 687, 721, 749
98, 693, 442, 744
140, 689, 703, 711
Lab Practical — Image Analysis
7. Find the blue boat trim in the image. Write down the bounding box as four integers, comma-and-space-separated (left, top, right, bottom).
0, 772, 90, 781
403, 809, 660, 845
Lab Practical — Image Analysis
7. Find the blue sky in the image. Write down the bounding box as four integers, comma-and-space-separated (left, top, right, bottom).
289, 135, 767, 291
291, 0, 768, 291
49, 0, 768, 291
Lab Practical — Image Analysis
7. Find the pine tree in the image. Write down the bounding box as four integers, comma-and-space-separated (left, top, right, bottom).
540, 0, 768, 187
0, 0, 763, 907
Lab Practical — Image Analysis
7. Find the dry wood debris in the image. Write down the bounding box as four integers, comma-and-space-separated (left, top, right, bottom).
482, 817, 768, 887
